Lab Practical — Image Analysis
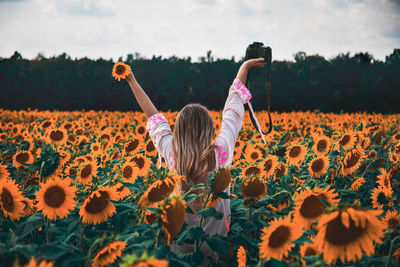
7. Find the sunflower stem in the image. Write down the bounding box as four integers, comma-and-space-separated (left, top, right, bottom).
248, 201, 253, 222
385, 235, 399, 267
39, 161, 45, 184
194, 191, 211, 253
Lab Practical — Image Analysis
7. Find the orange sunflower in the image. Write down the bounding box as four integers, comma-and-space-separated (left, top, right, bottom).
293, 185, 339, 230
45, 127, 68, 145
77, 159, 98, 185
112, 62, 131, 82
23, 257, 54, 267
128, 155, 151, 177
12, 150, 35, 169
161, 197, 186, 244
138, 174, 182, 209
336, 132, 356, 151
79, 186, 119, 225
349, 177, 366, 191
207, 167, 231, 208
382, 210, 400, 231
314, 207, 386, 264
110, 182, 131, 201
241, 177, 267, 201
370, 185, 393, 209
312, 135, 332, 157
91, 240, 127, 267
340, 146, 365, 176
262, 155, 279, 179
237, 245, 246, 267
285, 142, 307, 166
0, 163, 11, 180
124, 138, 141, 156
35, 176, 77, 220
0, 178, 25, 221
259, 215, 303, 261
308, 155, 330, 178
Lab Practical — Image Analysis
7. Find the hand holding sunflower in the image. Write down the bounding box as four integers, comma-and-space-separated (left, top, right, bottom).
112, 62, 133, 82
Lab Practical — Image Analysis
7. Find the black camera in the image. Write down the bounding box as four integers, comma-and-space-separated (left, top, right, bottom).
245, 42, 272, 64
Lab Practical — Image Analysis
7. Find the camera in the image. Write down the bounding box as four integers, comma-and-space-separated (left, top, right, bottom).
245, 42, 272, 64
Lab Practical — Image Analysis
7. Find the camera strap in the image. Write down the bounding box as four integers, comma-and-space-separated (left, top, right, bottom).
245, 61, 273, 144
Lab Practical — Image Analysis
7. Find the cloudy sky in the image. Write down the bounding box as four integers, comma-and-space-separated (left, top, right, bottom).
0, 0, 399, 62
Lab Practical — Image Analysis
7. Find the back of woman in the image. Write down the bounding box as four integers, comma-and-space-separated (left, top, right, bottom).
126, 57, 266, 265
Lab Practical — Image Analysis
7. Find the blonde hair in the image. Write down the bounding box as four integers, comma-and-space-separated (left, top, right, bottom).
171, 103, 218, 191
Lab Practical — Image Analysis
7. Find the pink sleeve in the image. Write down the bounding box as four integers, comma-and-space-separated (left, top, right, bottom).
146, 113, 174, 169
214, 78, 252, 167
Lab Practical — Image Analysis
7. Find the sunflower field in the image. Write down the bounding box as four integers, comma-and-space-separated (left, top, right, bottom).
0, 108, 399, 267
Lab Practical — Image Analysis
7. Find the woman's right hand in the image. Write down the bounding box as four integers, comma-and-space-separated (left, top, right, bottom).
126, 70, 135, 83
244, 58, 267, 69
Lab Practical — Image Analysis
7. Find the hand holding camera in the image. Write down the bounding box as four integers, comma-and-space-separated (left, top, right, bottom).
244, 58, 267, 69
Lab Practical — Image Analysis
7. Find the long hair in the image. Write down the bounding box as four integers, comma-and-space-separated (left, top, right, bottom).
171, 103, 219, 191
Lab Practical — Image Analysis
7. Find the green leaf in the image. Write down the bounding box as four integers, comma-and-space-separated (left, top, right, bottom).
196, 207, 216, 219
38, 243, 72, 260
205, 235, 230, 255
214, 192, 230, 199
20, 213, 45, 238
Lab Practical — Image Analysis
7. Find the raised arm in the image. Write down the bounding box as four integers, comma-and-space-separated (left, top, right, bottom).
126, 71, 158, 118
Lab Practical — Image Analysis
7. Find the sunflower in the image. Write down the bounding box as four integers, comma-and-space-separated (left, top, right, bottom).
390, 152, 399, 163
77, 159, 98, 185
91, 240, 127, 267
79, 186, 119, 225
45, 127, 68, 145
388, 163, 400, 181
262, 155, 279, 179
120, 161, 140, 184
206, 167, 232, 208
143, 210, 158, 225
336, 132, 356, 151
273, 163, 287, 181
340, 146, 365, 176
241, 177, 267, 201
112, 62, 131, 82
12, 150, 35, 168
138, 174, 182, 209
244, 145, 263, 163
259, 215, 302, 261
90, 141, 103, 157
376, 168, 391, 188
370, 186, 393, 209
312, 135, 332, 157
110, 182, 131, 201
144, 140, 157, 157
233, 139, 245, 161
35, 176, 77, 220
161, 197, 186, 244
64, 163, 79, 178
23, 257, 54, 267
236, 245, 246, 267
308, 155, 329, 178
21, 197, 35, 218
135, 123, 147, 139
124, 138, 141, 156
314, 207, 386, 264
293, 185, 339, 230
286, 143, 307, 166
299, 237, 319, 266
382, 210, 400, 231
0, 163, 11, 180
242, 163, 264, 178
129, 155, 151, 177
349, 177, 366, 191
0, 178, 25, 221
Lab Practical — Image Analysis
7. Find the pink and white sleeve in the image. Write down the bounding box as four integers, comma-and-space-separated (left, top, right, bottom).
214, 78, 252, 168
146, 113, 174, 169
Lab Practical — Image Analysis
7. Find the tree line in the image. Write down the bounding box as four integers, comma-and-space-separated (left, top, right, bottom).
0, 49, 399, 113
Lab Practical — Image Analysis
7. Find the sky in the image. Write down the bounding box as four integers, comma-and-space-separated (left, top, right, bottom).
0, 0, 399, 63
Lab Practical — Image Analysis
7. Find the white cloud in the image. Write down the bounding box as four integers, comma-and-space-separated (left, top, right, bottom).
0, 0, 398, 62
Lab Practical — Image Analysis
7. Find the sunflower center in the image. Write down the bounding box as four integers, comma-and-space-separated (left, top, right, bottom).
299, 195, 326, 218
123, 166, 133, 179
146, 141, 155, 152
264, 159, 272, 172
16, 152, 29, 163
317, 140, 327, 151
250, 152, 259, 160
245, 167, 260, 176
50, 130, 64, 141
85, 191, 109, 214
42, 121, 51, 128
275, 164, 285, 177
268, 225, 290, 248
304, 247, 317, 256
242, 178, 265, 197
289, 146, 301, 158
116, 65, 126, 75
235, 141, 240, 148
0, 188, 14, 212
137, 126, 145, 135
44, 186, 66, 207
148, 181, 173, 202
339, 135, 350, 146
377, 192, 389, 205
344, 151, 361, 168
388, 218, 399, 229
68, 135, 76, 142
126, 139, 139, 153
81, 164, 92, 179
311, 159, 324, 172
325, 211, 366, 245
